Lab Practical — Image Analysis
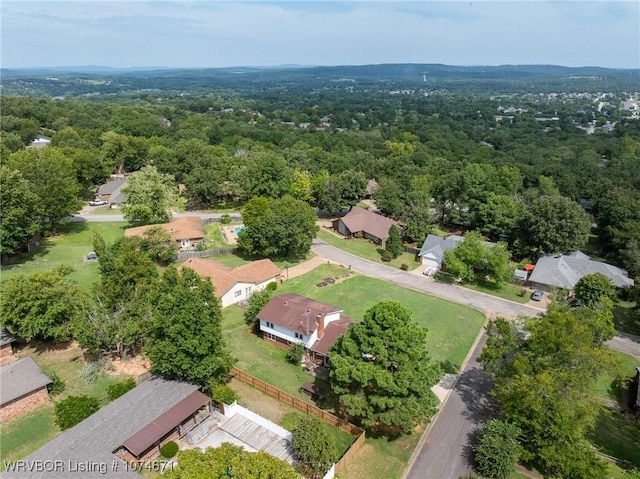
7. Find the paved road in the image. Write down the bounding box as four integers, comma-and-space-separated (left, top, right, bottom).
311, 238, 640, 478
66, 212, 241, 223
311, 239, 544, 318
406, 333, 495, 479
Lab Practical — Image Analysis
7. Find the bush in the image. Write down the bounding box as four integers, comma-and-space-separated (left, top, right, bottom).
380, 250, 393, 262
220, 214, 231, 225
211, 384, 239, 405
106, 378, 136, 401
474, 420, 521, 479
160, 441, 179, 459
54, 395, 99, 430
266, 281, 277, 291
43, 368, 66, 396
400, 263, 409, 271
292, 415, 337, 477
288, 343, 306, 364
77, 359, 103, 385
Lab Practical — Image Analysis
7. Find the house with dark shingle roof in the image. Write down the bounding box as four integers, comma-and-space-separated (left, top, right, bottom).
96, 179, 128, 207
0, 357, 52, 422
181, 258, 281, 308
332, 206, 400, 246
417, 234, 465, 270
528, 251, 634, 292
6, 378, 211, 478
0, 327, 16, 366
257, 293, 357, 366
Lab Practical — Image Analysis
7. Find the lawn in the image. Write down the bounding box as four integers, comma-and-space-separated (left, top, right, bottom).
613, 301, 640, 336
0, 222, 128, 293
590, 351, 640, 468
316, 229, 419, 271
203, 223, 232, 249
208, 251, 313, 271
462, 279, 531, 304
92, 206, 125, 215
277, 264, 486, 369
0, 406, 58, 468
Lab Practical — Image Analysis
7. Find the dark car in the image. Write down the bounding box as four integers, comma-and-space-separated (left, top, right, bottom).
531, 290, 543, 301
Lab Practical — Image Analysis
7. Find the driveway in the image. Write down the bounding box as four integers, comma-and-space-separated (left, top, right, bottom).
311, 239, 544, 318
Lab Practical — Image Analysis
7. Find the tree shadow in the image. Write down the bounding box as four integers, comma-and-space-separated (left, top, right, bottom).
439, 359, 459, 374
460, 426, 481, 472
454, 365, 499, 425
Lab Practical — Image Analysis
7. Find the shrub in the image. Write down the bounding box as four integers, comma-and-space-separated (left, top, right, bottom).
77, 359, 103, 385
292, 415, 337, 477
44, 368, 66, 396
54, 395, 99, 430
266, 281, 277, 291
400, 263, 409, 271
211, 384, 239, 405
380, 250, 393, 262
106, 378, 136, 401
160, 441, 179, 459
474, 420, 521, 479
288, 343, 306, 364
220, 214, 231, 225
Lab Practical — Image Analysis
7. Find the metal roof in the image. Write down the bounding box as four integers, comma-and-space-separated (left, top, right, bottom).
122, 390, 210, 456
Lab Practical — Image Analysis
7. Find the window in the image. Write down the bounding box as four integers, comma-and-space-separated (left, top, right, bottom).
266, 322, 274, 329
266, 333, 276, 341
234, 290, 242, 297
295, 332, 303, 340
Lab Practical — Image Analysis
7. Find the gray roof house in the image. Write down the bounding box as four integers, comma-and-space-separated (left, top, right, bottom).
4, 378, 204, 478
96, 179, 128, 205
0, 357, 52, 407
528, 251, 634, 292
417, 234, 465, 269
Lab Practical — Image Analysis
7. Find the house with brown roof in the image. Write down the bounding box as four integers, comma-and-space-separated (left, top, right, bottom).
125, 216, 205, 251
0, 357, 52, 422
332, 206, 400, 246
257, 293, 356, 366
181, 258, 280, 308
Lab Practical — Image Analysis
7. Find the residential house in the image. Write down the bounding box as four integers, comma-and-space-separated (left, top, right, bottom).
0, 327, 16, 366
0, 357, 52, 422
96, 178, 128, 207
257, 293, 356, 366
528, 251, 634, 292
417, 234, 465, 270
332, 206, 400, 246
125, 216, 205, 251
28, 135, 51, 148
181, 258, 280, 308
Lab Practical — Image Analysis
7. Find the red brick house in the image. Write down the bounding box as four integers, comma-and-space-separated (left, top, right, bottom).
0, 327, 16, 366
0, 357, 52, 422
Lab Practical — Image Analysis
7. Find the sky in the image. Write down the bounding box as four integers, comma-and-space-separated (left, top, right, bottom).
2, 1, 639, 69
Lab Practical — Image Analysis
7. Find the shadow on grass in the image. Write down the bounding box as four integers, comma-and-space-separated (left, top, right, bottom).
440, 359, 460, 374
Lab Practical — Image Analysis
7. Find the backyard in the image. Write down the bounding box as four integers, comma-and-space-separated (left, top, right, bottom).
0, 222, 128, 293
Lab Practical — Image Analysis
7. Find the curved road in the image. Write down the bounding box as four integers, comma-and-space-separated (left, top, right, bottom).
310, 238, 639, 478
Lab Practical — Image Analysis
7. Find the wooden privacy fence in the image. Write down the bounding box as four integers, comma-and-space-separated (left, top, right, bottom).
201, 215, 243, 224
230, 368, 363, 436
174, 247, 239, 261
230, 368, 366, 474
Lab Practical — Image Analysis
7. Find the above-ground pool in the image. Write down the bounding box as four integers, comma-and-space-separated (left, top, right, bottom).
234, 226, 245, 235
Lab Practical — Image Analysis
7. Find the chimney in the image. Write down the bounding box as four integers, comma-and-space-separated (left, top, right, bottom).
284, 300, 288, 307
317, 313, 325, 339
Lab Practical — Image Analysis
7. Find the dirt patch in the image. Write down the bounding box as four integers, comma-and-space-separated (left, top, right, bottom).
106, 355, 150, 377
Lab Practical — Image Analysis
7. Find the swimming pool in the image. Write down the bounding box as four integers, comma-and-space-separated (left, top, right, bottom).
234, 226, 245, 235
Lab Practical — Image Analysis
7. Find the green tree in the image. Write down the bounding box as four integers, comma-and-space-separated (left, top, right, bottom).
140, 226, 178, 265
474, 194, 525, 240
317, 170, 367, 212
243, 288, 273, 332
164, 443, 300, 479
121, 165, 180, 225
444, 232, 512, 286
291, 416, 337, 477
373, 178, 405, 217
1, 265, 84, 342
0, 166, 42, 256
474, 420, 521, 479
574, 272, 618, 309
386, 225, 403, 259
521, 196, 591, 254
245, 150, 292, 199
480, 305, 614, 478
238, 196, 317, 259
145, 267, 235, 389
5, 147, 82, 233
54, 395, 100, 430
290, 168, 313, 202
329, 301, 441, 434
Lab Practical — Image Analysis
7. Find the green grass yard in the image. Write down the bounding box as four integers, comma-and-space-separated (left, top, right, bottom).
0, 406, 59, 469
462, 279, 531, 304
277, 264, 486, 369
316, 229, 419, 271
208, 252, 313, 271
203, 223, 232, 249
0, 222, 128, 293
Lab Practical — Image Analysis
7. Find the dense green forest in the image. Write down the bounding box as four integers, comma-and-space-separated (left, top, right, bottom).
1, 65, 639, 276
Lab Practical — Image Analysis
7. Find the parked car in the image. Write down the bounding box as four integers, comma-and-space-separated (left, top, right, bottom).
531, 290, 543, 301
89, 199, 107, 206
86, 252, 98, 261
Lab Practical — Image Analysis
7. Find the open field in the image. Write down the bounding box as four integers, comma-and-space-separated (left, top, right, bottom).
316, 229, 419, 271
277, 264, 486, 369
0, 222, 128, 293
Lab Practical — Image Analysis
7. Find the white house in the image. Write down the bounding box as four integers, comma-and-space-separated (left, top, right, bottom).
417, 234, 465, 269
257, 293, 356, 366
181, 258, 281, 308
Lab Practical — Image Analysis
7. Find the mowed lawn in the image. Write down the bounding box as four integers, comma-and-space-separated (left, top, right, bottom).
277, 264, 486, 369
0, 222, 128, 293
316, 229, 420, 271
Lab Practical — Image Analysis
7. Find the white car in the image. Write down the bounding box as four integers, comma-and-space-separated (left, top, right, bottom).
89, 199, 107, 206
